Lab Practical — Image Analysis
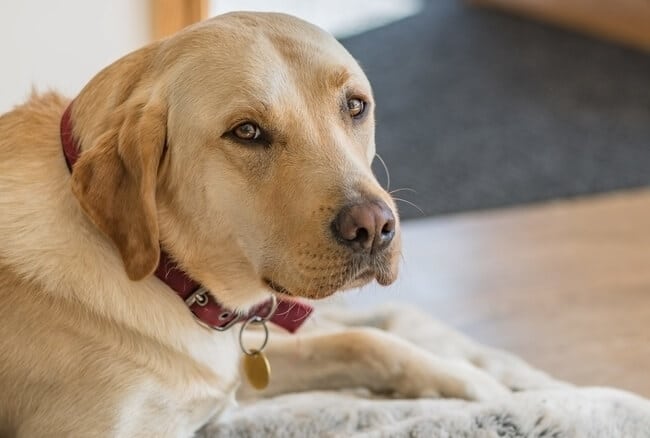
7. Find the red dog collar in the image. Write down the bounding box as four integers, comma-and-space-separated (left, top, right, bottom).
60, 103, 312, 332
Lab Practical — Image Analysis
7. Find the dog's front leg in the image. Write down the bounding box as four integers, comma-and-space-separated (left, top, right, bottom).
317, 303, 567, 392
238, 327, 509, 401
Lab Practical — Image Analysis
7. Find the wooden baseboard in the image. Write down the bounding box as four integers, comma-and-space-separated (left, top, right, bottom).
151, 0, 208, 40
470, 0, 650, 52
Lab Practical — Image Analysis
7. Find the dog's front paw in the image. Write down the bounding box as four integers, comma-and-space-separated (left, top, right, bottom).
398, 358, 511, 401
446, 363, 513, 401
469, 348, 570, 392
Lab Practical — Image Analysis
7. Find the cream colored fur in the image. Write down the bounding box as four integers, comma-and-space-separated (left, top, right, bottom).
0, 12, 511, 437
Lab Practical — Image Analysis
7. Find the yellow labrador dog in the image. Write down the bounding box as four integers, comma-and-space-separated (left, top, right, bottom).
0, 12, 511, 437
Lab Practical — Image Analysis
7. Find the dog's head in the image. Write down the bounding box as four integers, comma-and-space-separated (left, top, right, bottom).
71, 12, 401, 309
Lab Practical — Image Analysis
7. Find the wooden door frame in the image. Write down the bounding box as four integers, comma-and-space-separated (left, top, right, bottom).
470, 0, 650, 52
151, 0, 208, 40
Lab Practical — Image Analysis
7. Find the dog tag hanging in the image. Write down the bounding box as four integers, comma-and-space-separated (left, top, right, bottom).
239, 300, 275, 390
242, 350, 271, 390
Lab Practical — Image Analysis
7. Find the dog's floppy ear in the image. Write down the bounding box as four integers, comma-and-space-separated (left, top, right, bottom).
71, 97, 167, 281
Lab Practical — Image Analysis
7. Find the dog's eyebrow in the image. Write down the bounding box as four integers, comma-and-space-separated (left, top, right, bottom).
327, 67, 351, 89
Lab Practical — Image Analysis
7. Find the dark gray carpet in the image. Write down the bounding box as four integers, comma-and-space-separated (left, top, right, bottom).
340, 0, 650, 219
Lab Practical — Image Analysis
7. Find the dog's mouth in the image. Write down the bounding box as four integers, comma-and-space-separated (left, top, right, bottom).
348, 269, 376, 286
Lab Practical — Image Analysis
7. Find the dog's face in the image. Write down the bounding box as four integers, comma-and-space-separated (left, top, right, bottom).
72, 12, 401, 309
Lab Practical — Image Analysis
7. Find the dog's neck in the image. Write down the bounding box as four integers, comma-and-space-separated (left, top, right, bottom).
60, 102, 311, 333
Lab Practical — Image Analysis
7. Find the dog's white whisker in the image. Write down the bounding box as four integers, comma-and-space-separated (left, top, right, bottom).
375, 152, 391, 191
389, 187, 417, 195
393, 197, 425, 215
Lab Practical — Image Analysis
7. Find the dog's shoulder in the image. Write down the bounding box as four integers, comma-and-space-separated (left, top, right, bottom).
0, 91, 69, 164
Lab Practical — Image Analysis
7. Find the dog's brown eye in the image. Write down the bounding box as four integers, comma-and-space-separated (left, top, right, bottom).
233, 122, 261, 141
347, 98, 366, 118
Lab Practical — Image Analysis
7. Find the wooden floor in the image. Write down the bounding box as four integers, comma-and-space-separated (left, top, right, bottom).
349, 188, 650, 397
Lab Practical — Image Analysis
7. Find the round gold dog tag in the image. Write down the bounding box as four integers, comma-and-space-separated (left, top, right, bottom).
242, 350, 271, 390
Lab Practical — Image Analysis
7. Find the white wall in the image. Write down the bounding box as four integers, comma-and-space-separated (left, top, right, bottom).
211, 0, 422, 38
0, 0, 150, 113
0, 0, 424, 113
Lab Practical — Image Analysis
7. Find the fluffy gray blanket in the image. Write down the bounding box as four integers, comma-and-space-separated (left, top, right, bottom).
202, 304, 650, 437
206, 388, 650, 437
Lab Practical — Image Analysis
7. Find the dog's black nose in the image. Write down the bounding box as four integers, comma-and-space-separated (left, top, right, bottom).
332, 200, 396, 253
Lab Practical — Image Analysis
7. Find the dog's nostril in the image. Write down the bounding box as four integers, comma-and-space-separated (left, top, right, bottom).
381, 219, 395, 236
354, 227, 370, 245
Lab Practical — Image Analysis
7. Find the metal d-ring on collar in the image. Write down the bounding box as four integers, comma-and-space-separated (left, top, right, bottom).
184, 286, 210, 307
239, 294, 278, 356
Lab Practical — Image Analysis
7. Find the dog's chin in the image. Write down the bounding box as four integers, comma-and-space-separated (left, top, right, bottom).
265, 267, 396, 300
264, 278, 331, 300
344, 269, 377, 289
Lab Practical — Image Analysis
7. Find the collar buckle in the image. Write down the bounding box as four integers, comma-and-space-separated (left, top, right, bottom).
185, 287, 279, 332
185, 287, 241, 331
